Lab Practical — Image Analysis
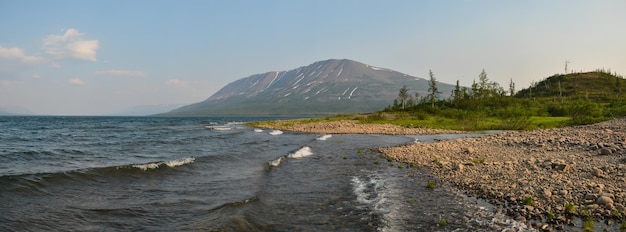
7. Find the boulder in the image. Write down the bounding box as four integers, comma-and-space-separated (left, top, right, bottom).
592, 168, 605, 178
596, 196, 614, 206
600, 148, 613, 156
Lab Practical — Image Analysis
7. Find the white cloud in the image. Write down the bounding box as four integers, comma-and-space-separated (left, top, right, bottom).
32, 74, 40, 79
0, 46, 44, 63
68, 78, 85, 85
43, 28, 99, 62
95, 69, 146, 77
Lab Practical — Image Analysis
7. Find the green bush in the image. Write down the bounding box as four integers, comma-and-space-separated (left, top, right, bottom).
568, 100, 603, 124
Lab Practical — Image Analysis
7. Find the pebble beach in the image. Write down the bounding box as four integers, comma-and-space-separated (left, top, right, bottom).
259, 117, 626, 231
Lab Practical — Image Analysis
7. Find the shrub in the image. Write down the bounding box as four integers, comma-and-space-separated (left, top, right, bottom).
564, 202, 578, 214
568, 100, 603, 124
438, 218, 447, 226
522, 196, 535, 206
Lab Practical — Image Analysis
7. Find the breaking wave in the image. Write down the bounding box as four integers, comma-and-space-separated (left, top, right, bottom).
287, 147, 313, 159
268, 157, 283, 167
269, 130, 283, 135
132, 157, 195, 171
316, 134, 332, 141
267, 146, 314, 168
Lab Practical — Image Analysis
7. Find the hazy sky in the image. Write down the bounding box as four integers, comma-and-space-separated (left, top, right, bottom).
1, 0, 625, 115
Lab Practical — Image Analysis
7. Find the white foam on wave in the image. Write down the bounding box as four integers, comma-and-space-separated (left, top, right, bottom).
268, 157, 282, 167
351, 176, 383, 205
254, 128, 264, 133
269, 130, 283, 135
133, 157, 195, 171
316, 134, 332, 141
351, 174, 397, 231
287, 146, 313, 159
205, 125, 232, 131
164, 157, 195, 168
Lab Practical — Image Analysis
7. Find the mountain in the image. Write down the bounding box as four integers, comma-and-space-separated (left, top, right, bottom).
516, 71, 625, 102
161, 59, 456, 116
112, 104, 186, 116
0, 105, 35, 116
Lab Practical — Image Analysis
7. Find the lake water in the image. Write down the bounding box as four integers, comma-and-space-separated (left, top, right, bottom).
0, 116, 532, 231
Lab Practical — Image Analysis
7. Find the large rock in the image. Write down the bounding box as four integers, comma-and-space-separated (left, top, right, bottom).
596, 196, 614, 206
600, 148, 613, 155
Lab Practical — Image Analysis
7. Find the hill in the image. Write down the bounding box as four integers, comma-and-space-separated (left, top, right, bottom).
516, 70, 625, 102
161, 59, 455, 116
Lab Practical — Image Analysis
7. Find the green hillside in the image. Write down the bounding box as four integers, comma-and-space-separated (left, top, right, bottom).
366, 69, 626, 131
516, 70, 625, 102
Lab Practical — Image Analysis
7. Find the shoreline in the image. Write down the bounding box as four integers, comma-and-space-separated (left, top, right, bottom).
256, 117, 626, 230
253, 119, 464, 135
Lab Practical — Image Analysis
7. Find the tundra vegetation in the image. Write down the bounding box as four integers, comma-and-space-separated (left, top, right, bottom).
378, 69, 626, 131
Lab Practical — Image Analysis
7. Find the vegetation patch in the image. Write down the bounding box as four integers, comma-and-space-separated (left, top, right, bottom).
426, 180, 436, 190
472, 157, 486, 165
583, 218, 594, 232
437, 218, 448, 227
564, 202, 578, 215
522, 196, 535, 206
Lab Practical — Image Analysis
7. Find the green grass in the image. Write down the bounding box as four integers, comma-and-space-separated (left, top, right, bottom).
472, 157, 486, 165
438, 218, 448, 226
426, 180, 436, 190
580, 207, 589, 217
528, 116, 572, 129
583, 218, 594, 232
564, 202, 578, 214
522, 196, 535, 206
356, 113, 574, 131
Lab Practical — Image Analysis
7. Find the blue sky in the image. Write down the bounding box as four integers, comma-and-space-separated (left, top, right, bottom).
1, 0, 625, 115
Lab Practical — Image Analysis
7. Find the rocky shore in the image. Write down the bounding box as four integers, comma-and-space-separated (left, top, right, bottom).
380, 117, 626, 230
259, 117, 626, 230
254, 119, 461, 135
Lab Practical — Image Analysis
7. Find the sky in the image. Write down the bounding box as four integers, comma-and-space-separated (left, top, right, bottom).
1, 0, 625, 115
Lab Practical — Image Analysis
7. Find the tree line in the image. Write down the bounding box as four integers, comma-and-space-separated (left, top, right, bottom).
384, 69, 626, 129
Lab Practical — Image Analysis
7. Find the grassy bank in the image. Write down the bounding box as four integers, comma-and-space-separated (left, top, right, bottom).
248, 113, 574, 132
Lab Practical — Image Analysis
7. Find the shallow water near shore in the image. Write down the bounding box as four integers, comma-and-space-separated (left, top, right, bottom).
1, 116, 531, 231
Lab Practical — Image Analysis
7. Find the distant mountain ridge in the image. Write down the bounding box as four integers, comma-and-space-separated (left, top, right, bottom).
0, 106, 35, 116
162, 59, 455, 116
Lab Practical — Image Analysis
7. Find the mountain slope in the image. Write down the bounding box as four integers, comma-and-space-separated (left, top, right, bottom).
163, 59, 455, 116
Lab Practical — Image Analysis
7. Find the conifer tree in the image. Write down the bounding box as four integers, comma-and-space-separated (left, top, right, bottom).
428, 70, 440, 108
398, 85, 409, 109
